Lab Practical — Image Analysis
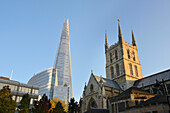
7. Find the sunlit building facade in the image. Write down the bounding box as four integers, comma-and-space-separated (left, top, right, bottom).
0, 77, 39, 105
28, 67, 57, 98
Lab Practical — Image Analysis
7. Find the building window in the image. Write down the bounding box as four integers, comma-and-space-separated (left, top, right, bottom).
135, 65, 138, 77
129, 63, 133, 75
135, 100, 138, 105
127, 50, 130, 59
87, 98, 97, 110
133, 51, 136, 61
30, 98, 33, 104
115, 50, 118, 60
126, 101, 129, 108
152, 111, 158, 113
90, 84, 93, 92
112, 104, 115, 113
111, 66, 114, 78
16, 96, 20, 102
110, 53, 112, 63
118, 102, 125, 112
115, 103, 118, 113
116, 64, 120, 76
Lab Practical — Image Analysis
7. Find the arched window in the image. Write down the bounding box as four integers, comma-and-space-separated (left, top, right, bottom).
110, 53, 112, 63
111, 66, 114, 78
90, 84, 93, 92
127, 49, 130, 59
133, 51, 136, 61
87, 98, 98, 110
129, 63, 133, 75
115, 50, 118, 60
116, 64, 119, 76
135, 65, 138, 77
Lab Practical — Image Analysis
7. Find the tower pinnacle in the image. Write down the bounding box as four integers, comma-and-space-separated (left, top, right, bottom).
105, 29, 109, 51
132, 29, 136, 46
118, 19, 123, 43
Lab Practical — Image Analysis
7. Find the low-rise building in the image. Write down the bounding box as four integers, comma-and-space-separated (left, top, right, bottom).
109, 87, 156, 113
0, 76, 39, 105
123, 95, 170, 113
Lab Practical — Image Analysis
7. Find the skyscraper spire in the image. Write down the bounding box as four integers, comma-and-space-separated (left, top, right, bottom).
118, 19, 123, 43
54, 19, 73, 101
132, 29, 136, 46
105, 29, 109, 51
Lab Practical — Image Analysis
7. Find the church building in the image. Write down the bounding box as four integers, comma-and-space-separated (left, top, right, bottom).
82, 20, 143, 113
81, 20, 170, 113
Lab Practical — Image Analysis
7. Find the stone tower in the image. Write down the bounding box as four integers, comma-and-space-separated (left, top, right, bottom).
105, 21, 143, 90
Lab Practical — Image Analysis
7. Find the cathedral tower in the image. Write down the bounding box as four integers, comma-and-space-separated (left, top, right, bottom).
105, 20, 143, 90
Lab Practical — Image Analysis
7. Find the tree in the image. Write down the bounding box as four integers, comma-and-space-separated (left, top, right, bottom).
0, 86, 16, 113
50, 97, 68, 112
32, 94, 51, 113
18, 93, 30, 113
68, 98, 80, 113
52, 101, 66, 113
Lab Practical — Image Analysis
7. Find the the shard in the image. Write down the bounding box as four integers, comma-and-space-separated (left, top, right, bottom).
28, 19, 73, 103
53, 19, 73, 102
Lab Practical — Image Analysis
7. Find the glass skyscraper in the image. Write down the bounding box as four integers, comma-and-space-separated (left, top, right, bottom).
53, 19, 73, 102
28, 19, 73, 103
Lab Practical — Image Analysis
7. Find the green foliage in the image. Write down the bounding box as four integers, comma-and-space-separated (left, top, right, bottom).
18, 93, 30, 113
0, 86, 16, 113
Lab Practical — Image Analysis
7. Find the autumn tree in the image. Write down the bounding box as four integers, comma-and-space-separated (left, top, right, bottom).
0, 86, 16, 113
18, 93, 30, 113
50, 97, 68, 113
52, 101, 66, 113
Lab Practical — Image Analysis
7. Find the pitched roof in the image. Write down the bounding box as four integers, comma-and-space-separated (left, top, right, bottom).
140, 95, 170, 106
134, 69, 170, 88
109, 87, 153, 103
93, 75, 121, 90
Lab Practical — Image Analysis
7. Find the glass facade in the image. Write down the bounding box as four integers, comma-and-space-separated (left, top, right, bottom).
53, 19, 73, 102
28, 19, 73, 103
28, 67, 57, 98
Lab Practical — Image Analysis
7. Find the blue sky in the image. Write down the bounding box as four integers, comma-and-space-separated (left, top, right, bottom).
0, 0, 170, 101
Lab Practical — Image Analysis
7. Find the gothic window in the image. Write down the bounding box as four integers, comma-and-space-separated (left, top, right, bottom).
115, 50, 118, 60
126, 101, 129, 108
135, 65, 138, 77
129, 63, 133, 75
87, 98, 97, 110
133, 51, 136, 61
110, 53, 112, 63
135, 100, 139, 105
127, 49, 130, 59
116, 64, 120, 76
90, 84, 93, 92
111, 66, 114, 78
